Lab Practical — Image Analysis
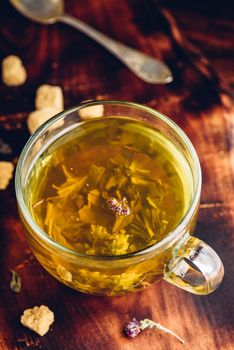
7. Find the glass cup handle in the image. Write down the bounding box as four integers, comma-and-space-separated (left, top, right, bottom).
164, 236, 224, 295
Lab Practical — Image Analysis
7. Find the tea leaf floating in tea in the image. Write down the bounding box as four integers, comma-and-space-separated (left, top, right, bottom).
123, 318, 185, 344
56, 264, 72, 282
10, 270, 21, 293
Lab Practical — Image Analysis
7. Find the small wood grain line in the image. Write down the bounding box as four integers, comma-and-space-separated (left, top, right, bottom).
12, 254, 34, 271
200, 202, 223, 209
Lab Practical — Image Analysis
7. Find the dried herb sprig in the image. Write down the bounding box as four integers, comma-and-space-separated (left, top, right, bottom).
123, 318, 185, 344
10, 270, 21, 293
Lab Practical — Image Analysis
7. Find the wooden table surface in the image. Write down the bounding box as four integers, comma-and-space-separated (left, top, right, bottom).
0, 1, 234, 349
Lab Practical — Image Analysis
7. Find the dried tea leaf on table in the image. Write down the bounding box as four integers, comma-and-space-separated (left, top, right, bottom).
10, 270, 21, 293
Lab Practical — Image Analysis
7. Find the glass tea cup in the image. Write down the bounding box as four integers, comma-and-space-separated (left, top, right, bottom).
15, 101, 224, 296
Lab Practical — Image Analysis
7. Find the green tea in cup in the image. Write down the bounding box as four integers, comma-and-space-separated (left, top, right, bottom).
16, 101, 224, 295
28, 117, 192, 256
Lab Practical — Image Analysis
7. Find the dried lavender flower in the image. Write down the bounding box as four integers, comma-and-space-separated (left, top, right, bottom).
124, 318, 185, 344
107, 197, 130, 216
123, 318, 141, 338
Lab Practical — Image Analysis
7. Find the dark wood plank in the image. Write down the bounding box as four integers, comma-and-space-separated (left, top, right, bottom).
0, 0, 233, 349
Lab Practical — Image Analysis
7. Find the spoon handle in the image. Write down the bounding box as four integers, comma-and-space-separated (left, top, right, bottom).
58, 14, 173, 84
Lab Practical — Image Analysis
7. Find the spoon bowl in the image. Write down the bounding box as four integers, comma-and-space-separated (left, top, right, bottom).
10, 0, 63, 24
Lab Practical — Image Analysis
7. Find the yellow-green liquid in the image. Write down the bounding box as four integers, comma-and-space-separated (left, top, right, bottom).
26, 117, 191, 258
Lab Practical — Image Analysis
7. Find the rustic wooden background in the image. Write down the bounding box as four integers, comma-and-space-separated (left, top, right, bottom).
0, 0, 234, 349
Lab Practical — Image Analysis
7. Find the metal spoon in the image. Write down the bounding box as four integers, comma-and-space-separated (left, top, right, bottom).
10, 0, 173, 84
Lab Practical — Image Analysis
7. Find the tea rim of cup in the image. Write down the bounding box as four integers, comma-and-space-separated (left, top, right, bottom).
15, 100, 202, 260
